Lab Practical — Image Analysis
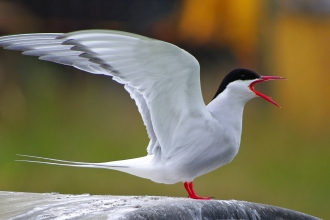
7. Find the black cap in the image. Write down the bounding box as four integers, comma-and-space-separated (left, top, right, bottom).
212, 69, 260, 100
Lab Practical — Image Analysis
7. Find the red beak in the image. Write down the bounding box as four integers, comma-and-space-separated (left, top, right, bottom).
248, 76, 286, 108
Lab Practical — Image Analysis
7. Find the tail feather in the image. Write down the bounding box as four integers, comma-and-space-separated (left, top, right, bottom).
16, 154, 129, 169
16, 154, 159, 182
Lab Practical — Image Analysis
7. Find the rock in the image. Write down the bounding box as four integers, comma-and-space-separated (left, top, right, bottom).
0, 191, 320, 220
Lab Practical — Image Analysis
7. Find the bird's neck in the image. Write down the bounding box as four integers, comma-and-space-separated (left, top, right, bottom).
207, 90, 249, 132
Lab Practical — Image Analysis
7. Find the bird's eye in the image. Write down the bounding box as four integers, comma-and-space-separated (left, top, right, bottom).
240, 74, 246, 80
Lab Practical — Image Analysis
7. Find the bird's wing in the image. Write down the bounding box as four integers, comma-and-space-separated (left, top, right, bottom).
124, 84, 157, 154
0, 30, 208, 157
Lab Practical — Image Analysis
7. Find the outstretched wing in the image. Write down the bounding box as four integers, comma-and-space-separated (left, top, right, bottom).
0, 30, 208, 158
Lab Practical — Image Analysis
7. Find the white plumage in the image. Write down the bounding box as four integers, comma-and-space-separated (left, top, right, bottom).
0, 30, 285, 199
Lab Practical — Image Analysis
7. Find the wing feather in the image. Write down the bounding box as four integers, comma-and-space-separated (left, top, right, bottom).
0, 30, 208, 158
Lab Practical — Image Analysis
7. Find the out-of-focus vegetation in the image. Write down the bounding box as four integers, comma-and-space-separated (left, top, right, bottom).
0, 0, 329, 219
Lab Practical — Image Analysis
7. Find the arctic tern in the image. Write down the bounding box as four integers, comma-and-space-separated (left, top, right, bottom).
0, 30, 285, 199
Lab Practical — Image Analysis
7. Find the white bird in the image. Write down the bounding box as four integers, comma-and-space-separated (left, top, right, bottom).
0, 30, 285, 200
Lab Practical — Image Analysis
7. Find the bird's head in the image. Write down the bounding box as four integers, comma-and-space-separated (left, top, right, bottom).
213, 69, 286, 107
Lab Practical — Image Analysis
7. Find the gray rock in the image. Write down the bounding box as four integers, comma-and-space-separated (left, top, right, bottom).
0, 191, 320, 220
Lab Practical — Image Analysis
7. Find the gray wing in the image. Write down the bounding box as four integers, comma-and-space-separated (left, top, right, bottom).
0, 30, 208, 157
124, 84, 157, 154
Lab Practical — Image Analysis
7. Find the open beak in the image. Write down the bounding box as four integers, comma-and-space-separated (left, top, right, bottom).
249, 76, 286, 108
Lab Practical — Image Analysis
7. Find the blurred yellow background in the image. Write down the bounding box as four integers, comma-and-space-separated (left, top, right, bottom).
0, 0, 329, 219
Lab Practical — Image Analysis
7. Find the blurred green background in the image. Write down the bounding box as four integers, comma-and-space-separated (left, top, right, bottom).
0, 0, 329, 219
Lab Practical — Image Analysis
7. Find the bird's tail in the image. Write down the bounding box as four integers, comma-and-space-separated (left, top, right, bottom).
16, 154, 156, 180
17, 154, 133, 169
16, 154, 171, 184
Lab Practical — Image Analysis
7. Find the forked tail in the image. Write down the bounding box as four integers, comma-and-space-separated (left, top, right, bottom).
16, 154, 159, 183
16, 154, 129, 169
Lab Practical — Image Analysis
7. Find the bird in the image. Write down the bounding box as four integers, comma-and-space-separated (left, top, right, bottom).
0, 30, 285, 200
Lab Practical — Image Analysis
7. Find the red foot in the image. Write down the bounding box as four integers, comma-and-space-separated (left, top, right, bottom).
183, 182, 213, 200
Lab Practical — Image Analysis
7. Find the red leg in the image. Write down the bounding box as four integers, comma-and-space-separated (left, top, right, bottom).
183, 181, 213, 200
184, 182, 192, 194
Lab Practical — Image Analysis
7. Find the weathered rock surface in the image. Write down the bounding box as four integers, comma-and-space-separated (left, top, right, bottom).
0, 191, 320, 220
